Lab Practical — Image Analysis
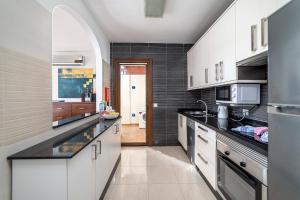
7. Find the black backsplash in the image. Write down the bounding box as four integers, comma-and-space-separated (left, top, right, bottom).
191, 84, 268, 122
110, 43, 268, 146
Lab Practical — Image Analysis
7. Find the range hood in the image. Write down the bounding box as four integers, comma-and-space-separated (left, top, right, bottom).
52, 55, 85, 66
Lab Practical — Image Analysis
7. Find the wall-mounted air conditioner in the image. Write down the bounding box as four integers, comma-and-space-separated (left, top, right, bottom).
52, 55, 85, 66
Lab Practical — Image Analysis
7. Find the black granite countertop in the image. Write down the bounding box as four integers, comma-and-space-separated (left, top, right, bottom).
52, 112, 98, 128
8, 117, 120, 160
178, 108, 268, 156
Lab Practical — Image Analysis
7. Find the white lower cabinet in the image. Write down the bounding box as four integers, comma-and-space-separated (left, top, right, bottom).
194, 122, 217, 189
178, 114, 187, 150
12, 120, 121, 200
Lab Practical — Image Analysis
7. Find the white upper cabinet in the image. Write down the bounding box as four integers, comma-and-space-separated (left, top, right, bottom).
187, 0, 289, 90
187, 46, 196, 89
236, 0, 284, 62
211, 4, 236, 84
236, 0, 261, 62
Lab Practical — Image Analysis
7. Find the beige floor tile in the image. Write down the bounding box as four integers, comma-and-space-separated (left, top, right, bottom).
105, 184, 148, 200
111, 166, 149, 185
148, 184, 185, 200
180, 183, 217, 200
174, 164, 205, 184
148, 166, 178, 183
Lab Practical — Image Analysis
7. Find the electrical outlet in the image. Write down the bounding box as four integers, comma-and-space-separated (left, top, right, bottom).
243, 109, 249, 116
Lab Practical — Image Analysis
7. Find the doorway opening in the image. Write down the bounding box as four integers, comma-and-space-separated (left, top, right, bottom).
113, 58, 153, 146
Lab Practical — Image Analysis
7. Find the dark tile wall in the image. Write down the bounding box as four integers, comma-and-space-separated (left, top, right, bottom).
110, 43, 268, 146
192, 84, 269, 122
110, 43, 200, 145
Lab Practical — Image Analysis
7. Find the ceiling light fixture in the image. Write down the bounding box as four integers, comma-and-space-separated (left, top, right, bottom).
144, 0, 166, 18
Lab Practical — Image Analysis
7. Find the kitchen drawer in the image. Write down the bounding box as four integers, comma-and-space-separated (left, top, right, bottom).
195, 122, 216, 141
195, 148, 217, 189
195, 132, 216, 163
53, 103, 71, 121
71, 103, 96, 116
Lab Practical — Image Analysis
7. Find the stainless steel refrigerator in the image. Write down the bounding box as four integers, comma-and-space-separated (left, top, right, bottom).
268, 0, 300, 199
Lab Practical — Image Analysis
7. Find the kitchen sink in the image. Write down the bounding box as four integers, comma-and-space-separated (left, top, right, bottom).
184, 111, 216, 118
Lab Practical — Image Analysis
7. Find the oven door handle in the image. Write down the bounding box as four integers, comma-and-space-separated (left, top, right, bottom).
219, 155, 258, 187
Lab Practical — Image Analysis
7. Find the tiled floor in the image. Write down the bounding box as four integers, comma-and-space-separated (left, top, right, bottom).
121, 124, 146, 143
104, 146, 216, 200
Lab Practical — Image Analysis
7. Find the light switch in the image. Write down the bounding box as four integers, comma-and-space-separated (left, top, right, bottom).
153, 103, 158, 108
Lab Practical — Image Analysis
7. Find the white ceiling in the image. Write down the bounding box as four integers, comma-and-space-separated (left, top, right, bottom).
84, 0, 234, 43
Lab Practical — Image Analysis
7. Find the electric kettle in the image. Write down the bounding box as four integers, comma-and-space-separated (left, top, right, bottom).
218, 105, 228, 119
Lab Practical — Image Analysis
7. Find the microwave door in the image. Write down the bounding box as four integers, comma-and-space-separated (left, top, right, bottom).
216, 86, 231, 102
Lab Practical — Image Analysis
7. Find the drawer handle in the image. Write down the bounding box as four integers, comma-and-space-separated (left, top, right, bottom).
197, 135, 208, 143
197, 126, 208, 132
56, 107, 63, 110
56, 116, 63, 119
79, 107, 85, 110
197, 153, 208, 164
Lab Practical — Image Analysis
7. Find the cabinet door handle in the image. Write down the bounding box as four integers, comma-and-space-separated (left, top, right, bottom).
179, 116, 183, 127
114, 124, 119, 134
97, 140, 101, 154
92, 144, 97, 160
79, 107, 85, 110
205, 68, 208, 84
215, 64, 219, 81
197, 153, 208, 164
251, 25, 258, 51
197, 135, 208, 143
197, 125, 208, 132
190, 76, 193, 87
219, 61, 224, 81
261, 18, 268, 47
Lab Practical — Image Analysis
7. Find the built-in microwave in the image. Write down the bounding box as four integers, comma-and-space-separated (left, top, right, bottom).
216, 84, 260, 104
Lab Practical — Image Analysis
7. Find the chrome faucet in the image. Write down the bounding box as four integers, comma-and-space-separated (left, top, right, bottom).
196, 99, 208, 115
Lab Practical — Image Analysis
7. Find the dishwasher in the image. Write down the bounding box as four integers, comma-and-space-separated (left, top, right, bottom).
187, 118, 195, 164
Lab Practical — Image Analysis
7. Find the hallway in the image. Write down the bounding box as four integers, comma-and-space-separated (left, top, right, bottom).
104, 146, 216, 200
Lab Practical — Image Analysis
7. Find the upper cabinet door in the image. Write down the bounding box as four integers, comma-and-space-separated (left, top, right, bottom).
187, 48, 196, 89
215, 3, 236, 83
236, 0, 261, 62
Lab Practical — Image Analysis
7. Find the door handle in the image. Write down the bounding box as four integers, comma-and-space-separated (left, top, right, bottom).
251, 25, 258, 51
219, 61, 224, 81
91, 144, 97, 160
215, 64, 219, 81
197, 153, 208, 164
97, 140, 102, 154
261, 18, 268, 47
197, 125, 208, 132
205, 68, 208, 84
190, 76, 193, 87
197, 135, 208, 143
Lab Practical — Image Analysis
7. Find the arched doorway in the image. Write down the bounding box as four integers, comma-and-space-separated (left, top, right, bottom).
51, 5, 103, 124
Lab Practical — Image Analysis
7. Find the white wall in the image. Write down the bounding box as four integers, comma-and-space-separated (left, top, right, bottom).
52, 7, 97, 101
121, 75, 146, 124
0, 1, 111, 200
36, 0, 110, 63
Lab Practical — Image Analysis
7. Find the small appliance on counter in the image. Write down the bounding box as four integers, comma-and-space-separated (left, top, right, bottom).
218, 105, 228, 119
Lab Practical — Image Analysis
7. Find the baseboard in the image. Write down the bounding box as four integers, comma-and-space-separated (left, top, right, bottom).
99, 154, 121, 200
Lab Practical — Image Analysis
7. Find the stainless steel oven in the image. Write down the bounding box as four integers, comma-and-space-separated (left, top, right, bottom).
217, 134, 268, 200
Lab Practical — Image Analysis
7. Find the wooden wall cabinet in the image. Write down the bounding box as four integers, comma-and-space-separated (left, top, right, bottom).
53, 102, 96, 121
